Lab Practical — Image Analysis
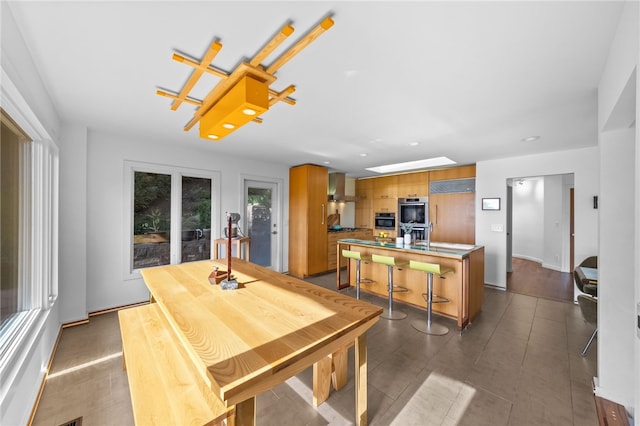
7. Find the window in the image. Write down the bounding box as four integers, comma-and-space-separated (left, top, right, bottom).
125, 162, 219, 278
1, 114, 30, 329
0, 107, 58, 371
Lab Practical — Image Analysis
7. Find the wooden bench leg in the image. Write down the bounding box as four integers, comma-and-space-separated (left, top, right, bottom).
313, 356, 332, 406
331, 346, 348, 391
313, 345, 350, 407
232, 397, 255, 426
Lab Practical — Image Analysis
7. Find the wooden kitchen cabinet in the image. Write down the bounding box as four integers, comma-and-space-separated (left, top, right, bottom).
397, 171, 429, 198
328, 229, 373, 270
429, 192, 475, 244
429, 164, 476, 181
355, 208, 372, 229
289, 164, 328, 277
373, 175, 397, 199
372, 197, 396, 214
355, 179, 373, 228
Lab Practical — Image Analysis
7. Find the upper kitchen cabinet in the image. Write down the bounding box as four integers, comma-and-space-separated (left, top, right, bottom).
355, 179, 373, 229
289, 164, 328, 277
397, 171, 429, 198
373, 175, 397, 199
429, 164, 476, 181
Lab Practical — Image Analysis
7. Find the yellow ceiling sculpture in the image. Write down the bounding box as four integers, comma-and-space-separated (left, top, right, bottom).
157, 16, 334, 141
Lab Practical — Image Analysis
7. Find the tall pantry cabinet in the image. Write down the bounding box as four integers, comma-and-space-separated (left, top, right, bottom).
289, 164, 328, 277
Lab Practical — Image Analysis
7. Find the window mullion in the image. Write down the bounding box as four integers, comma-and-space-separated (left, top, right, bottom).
171, 173, 182, 265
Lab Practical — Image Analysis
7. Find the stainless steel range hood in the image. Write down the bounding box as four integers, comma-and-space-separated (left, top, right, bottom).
328, 173, 356, 202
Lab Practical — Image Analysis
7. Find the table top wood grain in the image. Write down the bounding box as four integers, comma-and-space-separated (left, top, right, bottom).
141, 259, 382, 407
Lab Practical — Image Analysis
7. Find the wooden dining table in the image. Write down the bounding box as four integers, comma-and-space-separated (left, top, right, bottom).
140, 258, 382, 425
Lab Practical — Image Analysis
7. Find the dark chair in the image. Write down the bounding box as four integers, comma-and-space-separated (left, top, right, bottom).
574, 256, 598, 296
577, 294, 597, 356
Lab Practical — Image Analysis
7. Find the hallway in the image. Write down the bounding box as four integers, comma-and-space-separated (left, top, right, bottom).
507, 257, 574, 302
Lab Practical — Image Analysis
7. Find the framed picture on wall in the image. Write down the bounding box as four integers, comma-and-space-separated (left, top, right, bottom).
482, 198, 500, 211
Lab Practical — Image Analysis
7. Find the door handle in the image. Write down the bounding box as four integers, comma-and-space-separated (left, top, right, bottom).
272, 231, 278, 235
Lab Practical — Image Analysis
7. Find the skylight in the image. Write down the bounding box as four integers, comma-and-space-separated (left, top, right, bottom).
366, 157, 456, 174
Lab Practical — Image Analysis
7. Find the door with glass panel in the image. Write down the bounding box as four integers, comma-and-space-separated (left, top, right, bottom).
132, 171, 213, 270
244, 180, 279, 270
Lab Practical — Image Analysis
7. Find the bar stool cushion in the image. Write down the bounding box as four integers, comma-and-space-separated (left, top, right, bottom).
371, 254, 406, 267
409, 260, 452, 275
342, 250, 371, 261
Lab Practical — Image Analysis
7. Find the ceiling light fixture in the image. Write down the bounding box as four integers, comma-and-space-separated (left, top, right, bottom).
156, 15, 334, 141
521, 135, 540, 142
366, 156, 456, 174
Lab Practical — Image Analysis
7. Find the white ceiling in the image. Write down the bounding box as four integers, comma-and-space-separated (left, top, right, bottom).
7, 1, 624, 177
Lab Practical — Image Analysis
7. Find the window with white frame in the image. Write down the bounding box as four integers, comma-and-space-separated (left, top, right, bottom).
0, 108, 58, 369
125, 162, 219, 277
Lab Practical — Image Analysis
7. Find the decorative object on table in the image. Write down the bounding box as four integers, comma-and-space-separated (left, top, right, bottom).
208, 265, 229, 285
156, 15, 334, 141
400, 221, 414, 245
220, 212, 240, 290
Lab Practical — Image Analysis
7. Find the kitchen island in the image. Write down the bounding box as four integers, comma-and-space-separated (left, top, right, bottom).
337, 239, 484, 329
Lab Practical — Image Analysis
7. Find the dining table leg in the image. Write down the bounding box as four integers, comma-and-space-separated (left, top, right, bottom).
355, 333, 368, 426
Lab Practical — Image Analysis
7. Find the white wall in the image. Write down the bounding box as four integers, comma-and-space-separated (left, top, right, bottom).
512, 178, 544, 262
542, 174, 565, 271
596, 0, 639, 415
58, 124, 88, 323
598, 127, 636, 409
476, 147, 599, 288
511, 175, 567, 271
0, 4, 61, 424
84, 130, 290, 313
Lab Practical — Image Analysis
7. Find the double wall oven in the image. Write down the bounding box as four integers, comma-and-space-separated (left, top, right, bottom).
398, 197, 429, 241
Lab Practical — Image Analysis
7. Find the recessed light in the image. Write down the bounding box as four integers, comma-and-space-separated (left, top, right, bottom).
223, 123, 236, 129
409, 142, 419, 146
323, 161, 330, 165
366, 157, 456, 174
360, 153, 368, 157
521, 136, 540, 142
242, 108, 257, 116
208, 134, 219, 140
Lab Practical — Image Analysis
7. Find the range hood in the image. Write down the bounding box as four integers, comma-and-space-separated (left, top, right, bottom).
328, 173, 356, 202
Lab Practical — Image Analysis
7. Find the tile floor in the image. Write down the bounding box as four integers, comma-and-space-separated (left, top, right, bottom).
32, 272, 598, 426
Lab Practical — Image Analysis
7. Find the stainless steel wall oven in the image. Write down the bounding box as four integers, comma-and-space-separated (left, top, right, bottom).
374, 212, 396, 230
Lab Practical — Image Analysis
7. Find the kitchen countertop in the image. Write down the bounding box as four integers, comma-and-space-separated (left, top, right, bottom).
327, 227, 371, 233
337, 238, 482, 259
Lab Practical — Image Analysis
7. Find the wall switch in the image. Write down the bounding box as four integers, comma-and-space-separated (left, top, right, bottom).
491, 224, 504, 232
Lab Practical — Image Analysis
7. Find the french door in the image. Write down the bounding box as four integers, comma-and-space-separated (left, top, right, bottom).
243, 179, 280, 270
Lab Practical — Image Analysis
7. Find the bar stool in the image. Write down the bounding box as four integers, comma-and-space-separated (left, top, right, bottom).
371, 254, 408, 320
341, 250, 373, 300
409, 260, 452, 335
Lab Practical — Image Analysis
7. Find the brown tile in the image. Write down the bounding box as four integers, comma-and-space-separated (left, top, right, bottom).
444, 384, 512, 426
33, 274, 599, 426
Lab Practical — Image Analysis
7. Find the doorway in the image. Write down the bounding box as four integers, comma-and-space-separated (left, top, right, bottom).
506, 174, 574, 301
243, 178, 281, 270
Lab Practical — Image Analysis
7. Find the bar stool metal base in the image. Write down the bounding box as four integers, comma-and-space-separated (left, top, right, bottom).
411, 319, 449, 335
381, 309, 407, 320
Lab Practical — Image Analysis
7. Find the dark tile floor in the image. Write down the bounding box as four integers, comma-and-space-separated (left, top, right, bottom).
32, 270, 598, 426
